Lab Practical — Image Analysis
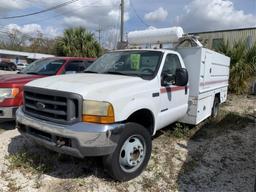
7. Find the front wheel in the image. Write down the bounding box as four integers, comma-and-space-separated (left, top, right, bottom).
103, 123, 152, 181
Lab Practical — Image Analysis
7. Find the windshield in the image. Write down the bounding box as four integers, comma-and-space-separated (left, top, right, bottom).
21, 58, 65, 75
86, 51, 163, 79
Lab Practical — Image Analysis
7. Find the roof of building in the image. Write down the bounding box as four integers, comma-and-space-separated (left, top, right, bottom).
0, 49, 54, 59
190, 27, 256, 34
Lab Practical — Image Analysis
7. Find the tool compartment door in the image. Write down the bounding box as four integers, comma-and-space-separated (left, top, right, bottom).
200, 49, 230, 92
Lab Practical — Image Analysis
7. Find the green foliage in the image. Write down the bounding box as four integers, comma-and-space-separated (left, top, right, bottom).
28, 31, 57, 54
217, 40, 256, 94
172, 123, 190, 138
6, 149, 54, 174
56, 27, 102, 58
0, 27, 102, 57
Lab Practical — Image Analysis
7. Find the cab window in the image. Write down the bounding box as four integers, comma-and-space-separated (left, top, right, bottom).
65, 60, 86, 73
161, 54, 181, 76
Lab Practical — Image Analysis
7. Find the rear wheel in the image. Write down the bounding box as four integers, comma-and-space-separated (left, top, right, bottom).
103, 123, 152, 181
211, 97, 220, 118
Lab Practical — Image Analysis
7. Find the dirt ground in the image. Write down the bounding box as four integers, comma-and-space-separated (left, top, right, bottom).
0, 93, 255, 192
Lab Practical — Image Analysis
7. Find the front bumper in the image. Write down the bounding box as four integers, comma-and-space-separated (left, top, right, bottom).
16, 108, 124, 158
0, 106, 18, 120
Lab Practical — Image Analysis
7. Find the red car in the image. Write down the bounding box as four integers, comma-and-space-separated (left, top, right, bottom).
0, 57, 95, 121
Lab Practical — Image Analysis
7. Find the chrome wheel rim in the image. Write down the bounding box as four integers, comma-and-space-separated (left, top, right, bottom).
119, 135, 146, 173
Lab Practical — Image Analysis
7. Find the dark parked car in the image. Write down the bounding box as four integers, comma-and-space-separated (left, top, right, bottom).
0, 61, 17, 71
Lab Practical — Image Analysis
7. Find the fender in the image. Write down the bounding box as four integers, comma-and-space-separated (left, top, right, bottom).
116, 97, 159, 134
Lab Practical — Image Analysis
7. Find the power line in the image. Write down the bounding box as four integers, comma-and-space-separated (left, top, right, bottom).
16, 4, 114, 26
0, 1, 121, 48
0, 0, 79, 19
130, 0, 150, 27
0, 1, 118, 37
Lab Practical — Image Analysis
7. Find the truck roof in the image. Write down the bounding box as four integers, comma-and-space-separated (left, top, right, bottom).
110, 48, 175, 53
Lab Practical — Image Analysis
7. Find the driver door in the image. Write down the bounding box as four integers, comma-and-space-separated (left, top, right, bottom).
157, 53, 188, 129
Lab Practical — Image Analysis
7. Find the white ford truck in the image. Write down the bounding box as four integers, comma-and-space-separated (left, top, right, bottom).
16, 28, 230, 181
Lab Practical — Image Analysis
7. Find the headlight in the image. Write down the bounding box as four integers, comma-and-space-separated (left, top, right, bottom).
0, 88, 19, 102
82, 100, 115, 124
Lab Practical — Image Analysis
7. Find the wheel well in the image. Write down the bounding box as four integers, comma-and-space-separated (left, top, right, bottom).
127, 109, 154, 135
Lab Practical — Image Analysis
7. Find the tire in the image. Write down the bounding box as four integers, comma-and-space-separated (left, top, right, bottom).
211, 97, 220, 118
103, 122, 152, 181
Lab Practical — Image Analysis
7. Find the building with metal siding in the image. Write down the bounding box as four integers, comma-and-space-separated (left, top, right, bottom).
190, 27, 256, 49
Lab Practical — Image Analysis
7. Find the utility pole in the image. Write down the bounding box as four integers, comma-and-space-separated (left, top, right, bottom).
120, 0, 124, 42
96, 25, 101, 46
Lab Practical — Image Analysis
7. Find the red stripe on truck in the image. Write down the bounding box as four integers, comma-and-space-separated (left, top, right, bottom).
160, 86, 187, 93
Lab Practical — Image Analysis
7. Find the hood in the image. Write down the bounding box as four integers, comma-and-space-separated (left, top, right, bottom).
0, 74, 46, 86
26, 73, 148, 100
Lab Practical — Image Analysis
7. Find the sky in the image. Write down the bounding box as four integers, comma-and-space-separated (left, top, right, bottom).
0, 0, 255, 48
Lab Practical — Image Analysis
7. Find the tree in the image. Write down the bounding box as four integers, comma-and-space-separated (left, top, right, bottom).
217, 40, 256, 94
56, 27, 102, 58
27, 31, 57, 54
0, 28, 28, 51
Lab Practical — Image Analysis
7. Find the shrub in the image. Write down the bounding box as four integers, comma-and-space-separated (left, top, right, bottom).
217, 40, 256, 94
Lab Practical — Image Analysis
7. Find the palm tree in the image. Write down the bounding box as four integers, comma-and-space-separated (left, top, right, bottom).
56, 27, 102, 58
217, 40, 256, 94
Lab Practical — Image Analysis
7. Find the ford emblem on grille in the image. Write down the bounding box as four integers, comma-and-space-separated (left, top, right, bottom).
36, 102, 46, 110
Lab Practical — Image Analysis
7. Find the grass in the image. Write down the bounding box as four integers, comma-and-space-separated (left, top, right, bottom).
6, 147, 55, 174
5, 147, 61, 189
172, 123, 191, 139
7, 179, 21, 192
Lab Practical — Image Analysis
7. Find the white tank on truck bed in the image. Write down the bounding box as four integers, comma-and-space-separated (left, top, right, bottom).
128, 27, 184, 45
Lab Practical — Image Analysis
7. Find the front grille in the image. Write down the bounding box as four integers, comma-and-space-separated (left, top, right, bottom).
23, 87, 83, 124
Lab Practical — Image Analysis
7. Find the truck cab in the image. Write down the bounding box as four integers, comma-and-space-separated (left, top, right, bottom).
16, 28, 230, 181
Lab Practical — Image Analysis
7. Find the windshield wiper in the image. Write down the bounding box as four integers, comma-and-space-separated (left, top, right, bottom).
84, 70, 98, 74
26, 72, 39, 75
104, 71, 143, 78
104, 71, 129, 76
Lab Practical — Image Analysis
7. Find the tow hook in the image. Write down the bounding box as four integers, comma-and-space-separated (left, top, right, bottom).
56, 140, 66, 148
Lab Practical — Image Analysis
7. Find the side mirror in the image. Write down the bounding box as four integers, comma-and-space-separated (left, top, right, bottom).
175, 68, 188, 86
